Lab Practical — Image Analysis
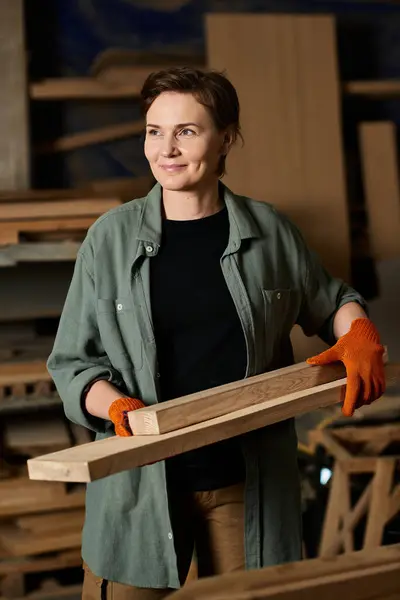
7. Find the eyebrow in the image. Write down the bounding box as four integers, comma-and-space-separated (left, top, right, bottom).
146, 122, 201, 129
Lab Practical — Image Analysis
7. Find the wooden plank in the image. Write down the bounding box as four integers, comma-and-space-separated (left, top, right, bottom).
0, 242, 81, 265
321, 481, 373, 557
30, 77, 148, 100
36, 120, 145, 154
359, 122, 400, 260
0, 524, 82, 557
0, 361, 50, 388
0, 217, 96, 236
129, 361, 349, 435
16, 509, 84, 533
27, 363, 400, 483
322, 425, 400, 445
0, 1, 30, 189
0, 198, 120, 222
319, 463, 349, 556
168, 545, 400, 600
0, 549, 82, 576
4, 420, 70, 452
206, 14, 350, 280
344, 80, 400, 98
0, 486, 85, 518
364, 459, 396, 548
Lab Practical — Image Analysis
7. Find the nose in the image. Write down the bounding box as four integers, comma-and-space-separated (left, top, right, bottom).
160, 133, 179, 157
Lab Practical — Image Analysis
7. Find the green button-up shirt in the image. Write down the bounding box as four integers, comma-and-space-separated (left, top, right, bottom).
47, 183, 364, 589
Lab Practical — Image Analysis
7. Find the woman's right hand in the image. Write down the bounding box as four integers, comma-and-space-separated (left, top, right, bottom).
108, 397, 146, 436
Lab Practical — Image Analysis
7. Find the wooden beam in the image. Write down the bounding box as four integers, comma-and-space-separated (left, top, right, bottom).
0, 198, 120, 221
129, 361, 349, 435
206, 14, 350, 280
27, 363, 400, 483
0, 242, 81, 266
344, 80, 400, 98
0, 1, 30, 189
0, 217, 97, 247
359, 122, 400, 260
0, 361, 50, 388
30, 76, 149, 100
168, 545, 400, 600
35, 119, 145, 154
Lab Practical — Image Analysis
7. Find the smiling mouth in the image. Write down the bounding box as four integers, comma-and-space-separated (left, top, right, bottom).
160, 164, 187, 172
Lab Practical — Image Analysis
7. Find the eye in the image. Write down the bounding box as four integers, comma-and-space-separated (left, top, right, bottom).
179, 128, 196, 137
147, 129, 161, 136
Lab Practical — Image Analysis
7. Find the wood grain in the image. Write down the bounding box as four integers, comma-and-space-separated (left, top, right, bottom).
0, 198, 120, 221
129, 361, 349, 435
168, 545, 400, 600
27, 363, 400, 483
206, 14, 350, 280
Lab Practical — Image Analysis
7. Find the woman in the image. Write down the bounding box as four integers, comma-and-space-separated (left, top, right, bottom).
48, 67, 385, 599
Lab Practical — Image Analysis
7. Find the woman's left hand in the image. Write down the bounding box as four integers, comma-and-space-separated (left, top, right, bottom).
306, 318, 386, 417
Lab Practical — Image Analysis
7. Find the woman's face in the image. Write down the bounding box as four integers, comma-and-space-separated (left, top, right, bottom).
144, 92, 228, 192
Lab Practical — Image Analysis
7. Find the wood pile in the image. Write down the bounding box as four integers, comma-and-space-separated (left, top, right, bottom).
309, 422, 400, 557
0, 175, 154, 267
0, 415, 88, 599
0, 192, 121, 248
0, 360, 55, 403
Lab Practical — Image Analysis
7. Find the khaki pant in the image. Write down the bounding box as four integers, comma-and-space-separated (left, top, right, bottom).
82, 483, 245, 600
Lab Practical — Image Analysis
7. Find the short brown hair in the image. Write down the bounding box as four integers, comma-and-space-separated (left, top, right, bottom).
140, 66, 242, 177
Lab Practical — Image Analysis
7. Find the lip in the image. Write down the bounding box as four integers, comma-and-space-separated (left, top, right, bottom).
159, 164, 187, 172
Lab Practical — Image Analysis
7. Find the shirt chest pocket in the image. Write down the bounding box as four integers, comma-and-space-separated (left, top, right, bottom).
96, 297, 143, 372
262, 289, 299, 341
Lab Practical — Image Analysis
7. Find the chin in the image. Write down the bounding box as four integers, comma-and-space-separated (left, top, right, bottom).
157, 174, 198, 192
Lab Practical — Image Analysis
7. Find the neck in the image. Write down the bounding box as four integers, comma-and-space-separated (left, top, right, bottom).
162, 180, 223, 221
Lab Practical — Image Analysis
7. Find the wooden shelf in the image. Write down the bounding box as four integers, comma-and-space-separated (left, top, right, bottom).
343, 80, 400, 98
30, 76, 146, 100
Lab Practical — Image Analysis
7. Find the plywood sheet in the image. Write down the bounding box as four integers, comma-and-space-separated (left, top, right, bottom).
359, 122, 400, 260
0, 1, 30, 189
206, 14, 350, 280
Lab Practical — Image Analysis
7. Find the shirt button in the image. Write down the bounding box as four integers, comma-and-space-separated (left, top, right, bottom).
168, 532, 173, 540
276, 293, 281, 300
116, 303, 123, 311
146, 244, 154, 253
156, 373, 160, 378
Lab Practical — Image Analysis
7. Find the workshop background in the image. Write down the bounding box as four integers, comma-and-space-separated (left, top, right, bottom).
1, 1, 400, 599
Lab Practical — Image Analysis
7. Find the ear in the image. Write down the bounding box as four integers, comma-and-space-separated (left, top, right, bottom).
220, 127, 235, 156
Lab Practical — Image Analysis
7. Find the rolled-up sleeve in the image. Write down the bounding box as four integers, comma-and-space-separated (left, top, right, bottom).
47, 246, 125, 433
294, 229, 367, 346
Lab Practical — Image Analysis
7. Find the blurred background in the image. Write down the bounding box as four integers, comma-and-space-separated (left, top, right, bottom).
1, 0, 400, 598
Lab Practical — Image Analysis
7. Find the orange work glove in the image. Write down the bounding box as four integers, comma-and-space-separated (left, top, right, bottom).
306, 318, 385, 417
108, 397, 145, 437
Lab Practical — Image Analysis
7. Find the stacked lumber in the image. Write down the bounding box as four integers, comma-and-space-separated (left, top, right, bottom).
0, 419, 88, 599
167, 544, 400, 600
310, 423, 400, 557
0, 360, 54, 402
0, 192, 121, 249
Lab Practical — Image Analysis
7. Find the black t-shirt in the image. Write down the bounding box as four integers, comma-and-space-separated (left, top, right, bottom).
149, 206, 247, 491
